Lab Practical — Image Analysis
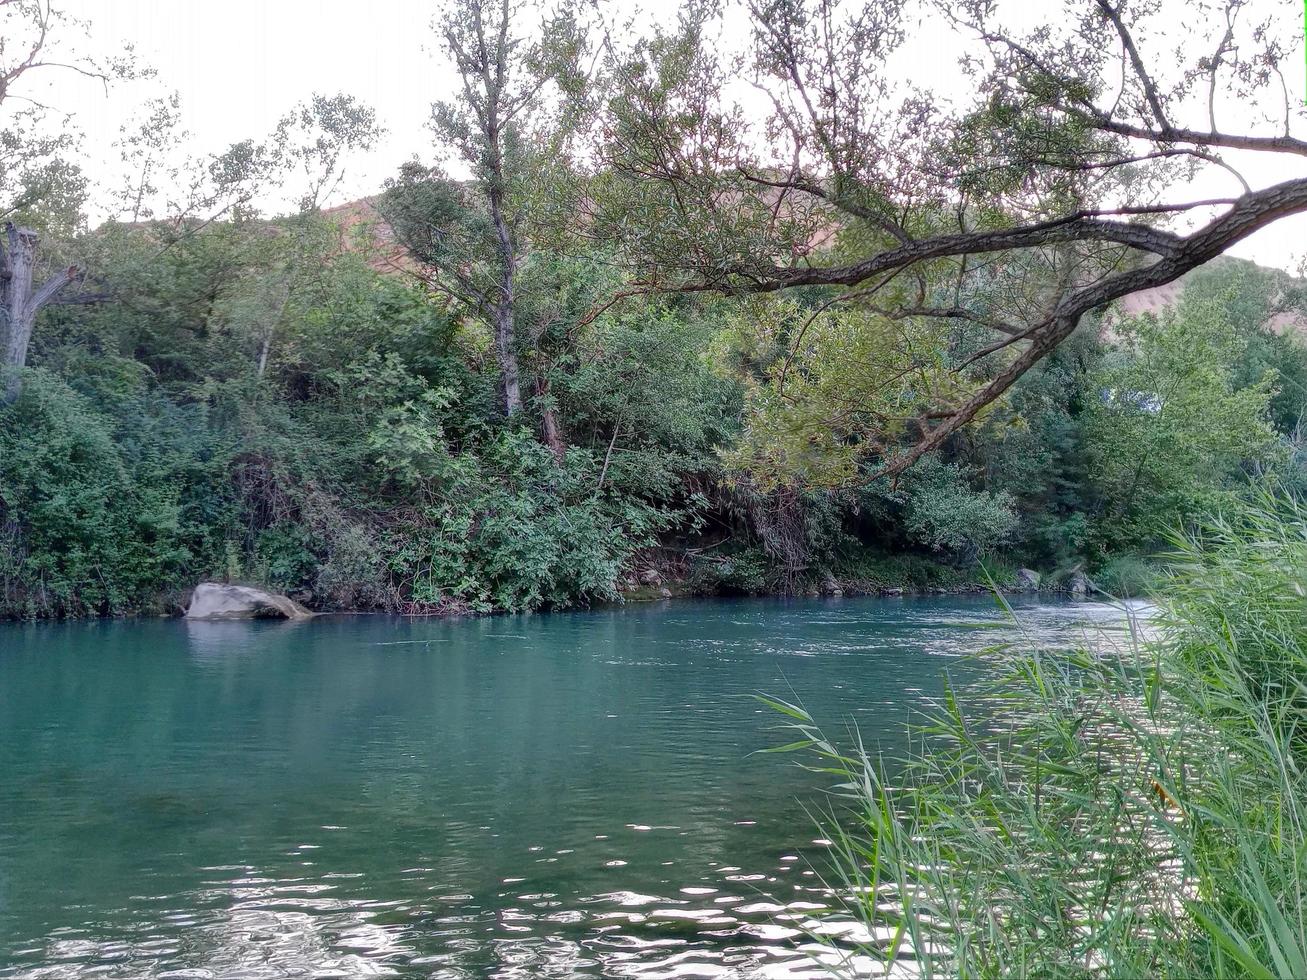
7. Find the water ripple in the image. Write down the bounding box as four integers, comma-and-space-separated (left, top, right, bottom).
0, 595, 1136, 978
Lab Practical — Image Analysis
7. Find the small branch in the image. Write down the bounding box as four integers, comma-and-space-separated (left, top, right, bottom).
737, 168, 912, 244
596, 419, 622, 492
1096, 0, 1170, 130
1090, 117, 1307, 158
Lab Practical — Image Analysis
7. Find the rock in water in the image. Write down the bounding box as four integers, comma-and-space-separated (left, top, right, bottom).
1016, 568, 1042, 591
185, 583, 313, 621
1066, 570, 1091, 599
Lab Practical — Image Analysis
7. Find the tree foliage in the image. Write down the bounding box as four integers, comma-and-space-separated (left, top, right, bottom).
4, 0, 1307, 617
1086, 298, 1282, 547
590, 0, 1307, 476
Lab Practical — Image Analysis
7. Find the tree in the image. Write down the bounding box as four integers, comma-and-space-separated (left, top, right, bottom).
1, 221, 78, 401
1182, 258, 1307, 433
1085, 298, 1281, 545
275, 92, 382, 214
239, 93, 381, 379
0, 0, 112, 401
594, 0, 1307, 478
381, 0, 591, 453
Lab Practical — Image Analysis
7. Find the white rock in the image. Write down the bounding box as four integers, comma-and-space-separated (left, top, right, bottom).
185, 582, 313, 621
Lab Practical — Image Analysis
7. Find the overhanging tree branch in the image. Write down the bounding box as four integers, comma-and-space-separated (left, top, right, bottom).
870, 175, 1307, 477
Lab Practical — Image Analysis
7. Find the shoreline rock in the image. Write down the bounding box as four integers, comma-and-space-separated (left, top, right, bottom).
1065, 570, 1092, 599
1016, 568, 1042, 591
185, 583, 314, 621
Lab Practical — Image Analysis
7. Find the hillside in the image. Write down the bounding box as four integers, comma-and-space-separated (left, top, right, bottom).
323, 196, 1305, 336
1117, 255, 1306, 333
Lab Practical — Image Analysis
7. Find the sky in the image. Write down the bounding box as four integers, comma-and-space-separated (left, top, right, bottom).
23, 0, 1307, 273
69, 0, 441, 205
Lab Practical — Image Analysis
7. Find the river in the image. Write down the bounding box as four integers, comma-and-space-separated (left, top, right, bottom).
0, 594, 1135, 978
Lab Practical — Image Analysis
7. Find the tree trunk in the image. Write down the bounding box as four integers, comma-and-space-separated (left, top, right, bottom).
254, 277, 291, 381
0, 223, 77, 404
493, 296, 522, 416
484, 93, 523, 417
596, 420, 621, 491
537, 375, 566, 462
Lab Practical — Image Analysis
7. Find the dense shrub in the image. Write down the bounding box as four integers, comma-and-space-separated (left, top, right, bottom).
1092, 551, 1159, 597
385, 430, 673, 612
0, 371, 194, 616
892, 458, 1018, 560
688, 546, 771, 595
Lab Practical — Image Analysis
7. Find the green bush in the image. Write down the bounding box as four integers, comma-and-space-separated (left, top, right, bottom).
865, 457, 1018, 565
0, 371, 193, 616
834, 552, 976, 591
385, 429, 673, 612
1093, 551, 1159, 598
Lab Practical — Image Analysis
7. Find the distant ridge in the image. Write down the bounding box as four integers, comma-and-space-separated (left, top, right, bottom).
1115, 255, 1306, 335
322, 195, 1306, 334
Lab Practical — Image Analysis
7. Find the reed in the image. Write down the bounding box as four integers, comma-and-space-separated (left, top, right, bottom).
770, 491, 1307, 978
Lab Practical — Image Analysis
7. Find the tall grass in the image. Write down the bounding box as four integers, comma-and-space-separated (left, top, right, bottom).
773, 492, 1307, 978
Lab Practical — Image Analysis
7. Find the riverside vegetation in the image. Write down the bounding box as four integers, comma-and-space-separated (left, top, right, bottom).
4, 0, 1307, 619
4, 234, 1300, 618
773, 490, 1307, 978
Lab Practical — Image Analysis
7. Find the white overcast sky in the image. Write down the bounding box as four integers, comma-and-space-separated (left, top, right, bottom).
31, 0, 1307, 273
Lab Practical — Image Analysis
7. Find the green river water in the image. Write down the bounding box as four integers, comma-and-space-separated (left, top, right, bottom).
0, 595, 1133, 978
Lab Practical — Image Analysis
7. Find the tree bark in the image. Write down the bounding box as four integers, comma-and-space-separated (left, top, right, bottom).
493, 295, 522, 415
254, 277, 292, 381
536, 375, 566, 462
486, 159, 523, 414
1, 223, 77, 404
596, 420, 621, 491
479, 5, 524, 420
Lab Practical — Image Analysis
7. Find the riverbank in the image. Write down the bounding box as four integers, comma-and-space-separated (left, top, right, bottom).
2, 550, 1134, 621
780, 494, 1307, 977
615, 550, 1131, 605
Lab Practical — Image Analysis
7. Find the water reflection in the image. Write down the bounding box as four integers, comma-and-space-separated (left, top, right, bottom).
0, 595, 1136, 978
16, 857, 894, 978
